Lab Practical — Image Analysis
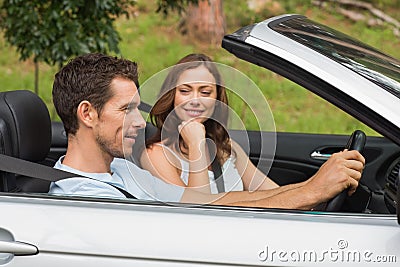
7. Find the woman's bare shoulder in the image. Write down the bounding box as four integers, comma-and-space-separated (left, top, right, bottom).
143, 142, 181, 167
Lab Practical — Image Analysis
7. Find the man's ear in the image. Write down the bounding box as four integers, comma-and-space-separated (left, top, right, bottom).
76, 100, 98, 128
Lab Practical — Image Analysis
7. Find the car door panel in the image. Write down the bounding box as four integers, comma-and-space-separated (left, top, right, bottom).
231, 131, 400, 192
272, 132, 400, 191
1, 195, 399, 266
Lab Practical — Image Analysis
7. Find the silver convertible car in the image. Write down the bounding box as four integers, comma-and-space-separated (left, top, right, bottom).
1, 14, 399, 266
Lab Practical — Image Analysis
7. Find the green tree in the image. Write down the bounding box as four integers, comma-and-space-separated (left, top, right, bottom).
0, 0, 135, 94
0, 0, 201, 94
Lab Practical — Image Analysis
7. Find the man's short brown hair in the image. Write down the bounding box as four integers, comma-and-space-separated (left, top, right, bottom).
52, 53, 138, 135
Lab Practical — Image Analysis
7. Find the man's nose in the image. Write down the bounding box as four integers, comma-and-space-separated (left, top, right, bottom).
131, 110, 146, 129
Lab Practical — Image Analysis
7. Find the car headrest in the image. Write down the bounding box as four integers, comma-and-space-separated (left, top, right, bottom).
0, 90, 51, 162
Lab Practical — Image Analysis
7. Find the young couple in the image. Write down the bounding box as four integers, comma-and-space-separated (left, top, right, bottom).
49, 52, 365, 210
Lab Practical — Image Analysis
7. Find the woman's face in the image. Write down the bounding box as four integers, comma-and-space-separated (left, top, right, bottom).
173, 65, 218, 123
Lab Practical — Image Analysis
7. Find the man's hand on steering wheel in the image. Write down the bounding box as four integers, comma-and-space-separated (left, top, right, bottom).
304, 131, 366, 211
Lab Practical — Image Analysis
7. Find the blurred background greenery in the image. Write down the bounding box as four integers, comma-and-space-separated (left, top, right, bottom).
0, 0, 399, 135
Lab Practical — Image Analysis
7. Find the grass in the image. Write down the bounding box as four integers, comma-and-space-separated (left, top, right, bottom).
0, 0, 399, 136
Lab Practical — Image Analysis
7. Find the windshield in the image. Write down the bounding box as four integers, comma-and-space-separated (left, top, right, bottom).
269, 17, 400, 98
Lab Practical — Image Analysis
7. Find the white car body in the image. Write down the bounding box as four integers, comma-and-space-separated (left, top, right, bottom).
1, 195, 399, 266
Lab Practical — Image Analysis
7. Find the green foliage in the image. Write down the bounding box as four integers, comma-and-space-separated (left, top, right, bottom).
156, 0, 198, 16
223, 0, 254, 29
116, 12, 195, 82
365, 0, 400, 9
223, 0, 314, 30
0, 0, 136, 68
273, 0, 311, 14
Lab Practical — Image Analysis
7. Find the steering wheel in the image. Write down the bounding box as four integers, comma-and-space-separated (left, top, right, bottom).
325, 130, 366, 212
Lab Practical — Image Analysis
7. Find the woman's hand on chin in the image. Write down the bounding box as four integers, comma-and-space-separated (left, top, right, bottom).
178, 120, 206, 147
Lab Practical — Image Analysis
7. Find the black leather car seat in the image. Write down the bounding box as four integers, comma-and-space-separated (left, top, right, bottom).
0, 90, 52, 192
129, 122, 157, 166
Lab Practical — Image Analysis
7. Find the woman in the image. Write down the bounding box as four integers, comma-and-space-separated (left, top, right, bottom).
140, 53, 279, 194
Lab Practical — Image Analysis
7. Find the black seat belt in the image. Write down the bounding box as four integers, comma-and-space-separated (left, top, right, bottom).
211, 156, 224, 193
0, 154, 136, 199
206, 137, 225, 193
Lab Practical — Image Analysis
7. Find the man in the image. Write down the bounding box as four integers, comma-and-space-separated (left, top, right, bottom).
49, 53, 365, 210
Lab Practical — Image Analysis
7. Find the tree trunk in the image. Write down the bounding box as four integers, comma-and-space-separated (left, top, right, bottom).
184, 0, 226, 45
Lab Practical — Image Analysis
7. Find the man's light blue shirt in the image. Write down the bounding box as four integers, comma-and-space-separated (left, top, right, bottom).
48, 156, 184, 202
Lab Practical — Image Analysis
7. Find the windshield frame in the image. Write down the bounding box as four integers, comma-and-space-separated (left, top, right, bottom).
268, 16, 400, 98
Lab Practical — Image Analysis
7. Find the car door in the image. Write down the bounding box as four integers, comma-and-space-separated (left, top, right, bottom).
1, 194, 399, 267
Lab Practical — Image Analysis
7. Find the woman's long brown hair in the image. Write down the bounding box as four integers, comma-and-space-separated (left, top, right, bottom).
146, 53, 231, 164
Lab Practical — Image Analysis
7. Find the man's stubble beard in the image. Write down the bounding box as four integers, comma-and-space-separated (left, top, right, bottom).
96, 133, 125, 159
